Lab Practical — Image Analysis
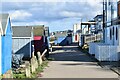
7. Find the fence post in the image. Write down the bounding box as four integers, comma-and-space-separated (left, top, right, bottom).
30, 54, 36, 73
37, 52, 43, 65
34, 56, 38, 69
25, 61, 31, 77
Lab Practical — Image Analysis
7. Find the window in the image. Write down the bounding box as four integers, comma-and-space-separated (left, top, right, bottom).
110, 28, 112, 40
116, 27, 118, 40
113, 27, 114, 35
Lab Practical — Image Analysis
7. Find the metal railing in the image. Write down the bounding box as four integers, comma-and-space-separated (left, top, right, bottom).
81, 33, 103, 46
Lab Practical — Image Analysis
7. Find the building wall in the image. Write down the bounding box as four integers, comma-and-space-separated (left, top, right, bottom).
73, 24, 81, 33
2, 18, 12, 74
12, 38, 32, 60
106, 0, 118, 26
105, 25, 119, 45
105, 27, 111, 44
113, 25, 119, 45
73, 23, 81, 42
34, 36, 44, 54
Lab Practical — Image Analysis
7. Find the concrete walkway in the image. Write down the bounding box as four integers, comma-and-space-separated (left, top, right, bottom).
40, 45, 118, 78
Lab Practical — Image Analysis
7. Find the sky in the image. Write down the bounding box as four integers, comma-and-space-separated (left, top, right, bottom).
0, 0, 103, 32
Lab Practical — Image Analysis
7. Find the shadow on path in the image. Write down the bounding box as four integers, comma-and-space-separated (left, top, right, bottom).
50, 44, 96, 63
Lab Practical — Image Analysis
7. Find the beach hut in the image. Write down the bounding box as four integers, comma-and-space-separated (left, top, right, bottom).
33, 25, 49, 58
0, 14, 12, 74
12, 26, 33, 60
33, 26, 45, 54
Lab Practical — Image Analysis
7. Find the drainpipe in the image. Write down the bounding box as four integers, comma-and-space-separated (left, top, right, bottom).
103, 0, 107, 43
111, 1, 114, 26
103, 0, 105, 42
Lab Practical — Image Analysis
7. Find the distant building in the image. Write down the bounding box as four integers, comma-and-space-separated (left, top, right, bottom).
54, 30, 67, 38
0, 14, 12, 74
73, 23, 81, 43
44, 27, 50, 37
94, 15, 103, 32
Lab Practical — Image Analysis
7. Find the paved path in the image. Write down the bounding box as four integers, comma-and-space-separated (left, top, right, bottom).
41, 46, 118, 78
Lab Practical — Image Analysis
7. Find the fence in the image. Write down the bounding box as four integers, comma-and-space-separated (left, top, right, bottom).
89, 43, 120, 61
95, 45, 120, 61
81, 33, 103, 46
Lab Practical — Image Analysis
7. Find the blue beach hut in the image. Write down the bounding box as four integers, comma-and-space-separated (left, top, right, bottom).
0, 14, 12, 74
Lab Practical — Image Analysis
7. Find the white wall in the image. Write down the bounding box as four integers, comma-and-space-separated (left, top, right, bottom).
73, 23, 81, 33
0, 34, 1, 75
106, 0, 118, 26
105, 27, 111, 44
113, 25, 119, 45
118, 26, 120, 45
105, 25, 120, 46
0, 21, 2, 75
73, 23, 81, 42
12, 37, 32, 58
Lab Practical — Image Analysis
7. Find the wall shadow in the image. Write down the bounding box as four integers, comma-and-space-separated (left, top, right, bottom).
14, 41, 33, 60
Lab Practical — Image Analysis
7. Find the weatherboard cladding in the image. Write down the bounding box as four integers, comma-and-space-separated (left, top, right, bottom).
12, 38, 32, 59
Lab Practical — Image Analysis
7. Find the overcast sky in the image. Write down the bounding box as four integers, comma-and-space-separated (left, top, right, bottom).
0, 0, 103, 32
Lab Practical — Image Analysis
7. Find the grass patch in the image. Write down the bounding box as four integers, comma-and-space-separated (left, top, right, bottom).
13, 73, 26, 78
31, 60, 49, 78
47, 58, 55, 61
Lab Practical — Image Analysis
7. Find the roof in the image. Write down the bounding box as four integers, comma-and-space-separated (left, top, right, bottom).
54, 31, 67, 37
33, 25, 45, 36
0, 13, 10, 35
94, 15, 103, 20
12, 26, 32, 37
0, 21, 3, 35
81, 22, 96, 25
